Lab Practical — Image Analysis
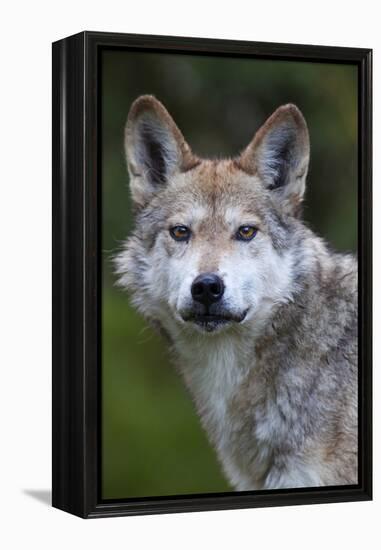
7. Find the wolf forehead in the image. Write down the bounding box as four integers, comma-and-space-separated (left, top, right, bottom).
139, 159, 270, 220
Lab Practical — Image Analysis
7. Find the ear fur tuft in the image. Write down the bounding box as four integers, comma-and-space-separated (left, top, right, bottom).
238, 104, 310, 216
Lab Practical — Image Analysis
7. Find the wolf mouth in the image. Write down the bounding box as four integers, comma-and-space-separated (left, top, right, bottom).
182, 311, 248, 332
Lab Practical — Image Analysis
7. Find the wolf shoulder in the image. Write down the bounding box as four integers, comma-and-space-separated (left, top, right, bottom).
325, 250, 358, 368
303, 246, 358, 375
323, 249, 358, 335
268, 241, 358, 377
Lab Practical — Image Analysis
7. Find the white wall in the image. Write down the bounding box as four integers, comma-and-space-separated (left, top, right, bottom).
0, 1, 378, 548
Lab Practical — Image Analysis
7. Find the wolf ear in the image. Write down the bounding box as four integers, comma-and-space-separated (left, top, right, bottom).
239, 104, 310, 216
125, 95, 197, 207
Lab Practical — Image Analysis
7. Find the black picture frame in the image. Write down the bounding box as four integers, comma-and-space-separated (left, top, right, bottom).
52, 31, 372, 519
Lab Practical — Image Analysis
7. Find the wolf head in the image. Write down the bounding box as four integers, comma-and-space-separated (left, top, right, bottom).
115, 96, 310, 335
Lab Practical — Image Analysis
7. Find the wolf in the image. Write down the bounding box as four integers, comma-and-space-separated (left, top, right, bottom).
115, 95, 358, 490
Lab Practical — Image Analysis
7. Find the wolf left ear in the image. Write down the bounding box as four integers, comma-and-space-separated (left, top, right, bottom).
239, 104, 310, 216
125, 95, 197, 207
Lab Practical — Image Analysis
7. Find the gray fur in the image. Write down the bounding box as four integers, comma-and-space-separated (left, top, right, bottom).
115, 96, 358, 490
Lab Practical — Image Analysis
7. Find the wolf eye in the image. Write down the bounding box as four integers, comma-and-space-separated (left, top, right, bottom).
169, 225, 191, 242
236, 225, 258, 241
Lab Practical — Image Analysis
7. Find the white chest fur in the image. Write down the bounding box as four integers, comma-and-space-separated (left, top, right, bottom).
177, 335, 250, 449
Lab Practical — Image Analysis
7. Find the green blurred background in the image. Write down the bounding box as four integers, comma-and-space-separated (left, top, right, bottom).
101, 49, 358, 499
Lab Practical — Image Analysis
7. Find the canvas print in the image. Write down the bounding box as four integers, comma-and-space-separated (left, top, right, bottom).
102, 50, 358, 499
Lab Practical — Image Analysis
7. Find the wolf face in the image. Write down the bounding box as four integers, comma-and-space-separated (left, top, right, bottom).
115, 96, 310, 336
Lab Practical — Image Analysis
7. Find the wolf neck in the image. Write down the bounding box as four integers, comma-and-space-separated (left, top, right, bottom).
173, 331, 253, 446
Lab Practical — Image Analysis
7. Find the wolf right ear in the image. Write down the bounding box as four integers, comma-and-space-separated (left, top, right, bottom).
238, 104, 310, 216
125, 95, 197, 207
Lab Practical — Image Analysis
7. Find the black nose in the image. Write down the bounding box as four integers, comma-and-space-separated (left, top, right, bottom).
191, 273, 224, 306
